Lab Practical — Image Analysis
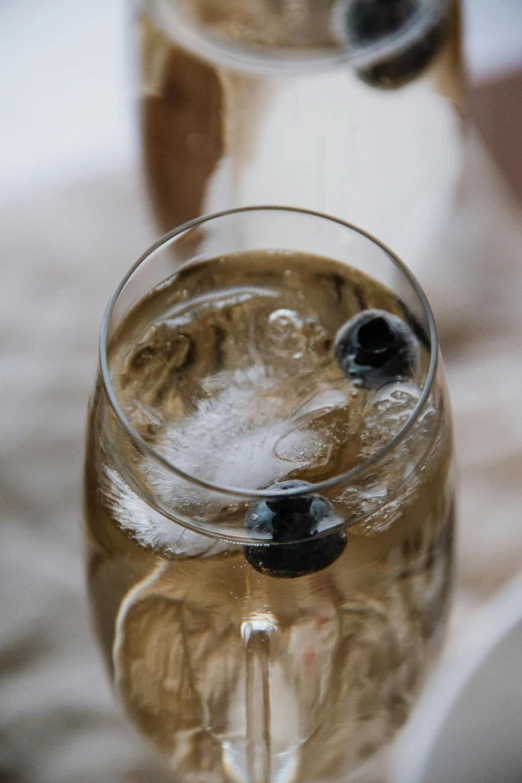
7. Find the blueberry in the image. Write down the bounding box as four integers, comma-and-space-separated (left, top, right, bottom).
357, 18, 446, 89
334, 309, 419, 389
348, 0, 418, 45
244, 481, 346, 578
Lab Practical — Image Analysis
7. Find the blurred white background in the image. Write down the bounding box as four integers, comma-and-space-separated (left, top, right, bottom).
1, 0, 522, 206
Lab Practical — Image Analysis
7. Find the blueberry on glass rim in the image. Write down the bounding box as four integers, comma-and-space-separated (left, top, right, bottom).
334, 309, 419, 389
243, 481, 346, 579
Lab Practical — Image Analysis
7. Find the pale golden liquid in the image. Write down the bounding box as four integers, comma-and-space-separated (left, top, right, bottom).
84, 251, 454, 782
138, 0, 463, 268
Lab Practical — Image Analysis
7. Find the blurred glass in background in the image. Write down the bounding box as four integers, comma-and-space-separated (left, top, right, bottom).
1, 0, 521, 205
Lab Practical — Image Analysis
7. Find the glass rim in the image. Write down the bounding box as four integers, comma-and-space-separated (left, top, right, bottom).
99, 205, 439, 500
148, 0, 449, 76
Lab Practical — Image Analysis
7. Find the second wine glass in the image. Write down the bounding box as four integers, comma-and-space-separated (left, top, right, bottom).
135, 0, 463, 270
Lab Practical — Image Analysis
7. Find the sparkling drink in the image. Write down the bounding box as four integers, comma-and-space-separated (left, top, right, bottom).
84, 208, 455, 783
137, 0, 463, 266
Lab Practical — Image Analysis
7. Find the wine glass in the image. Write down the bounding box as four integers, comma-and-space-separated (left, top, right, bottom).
84, 206, 455, 783
134, 0, 463, 270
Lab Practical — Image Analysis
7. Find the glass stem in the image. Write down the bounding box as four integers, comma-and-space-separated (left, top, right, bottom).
243, 618, 273, 783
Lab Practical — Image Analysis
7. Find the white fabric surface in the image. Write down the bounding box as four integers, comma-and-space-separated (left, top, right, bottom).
1, 138, 522, 782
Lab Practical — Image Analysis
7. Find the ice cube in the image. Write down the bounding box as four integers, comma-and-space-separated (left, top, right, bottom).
358, 381, 421, 460
122, 322, 194, 393
275, 411, 339, 467
153, 364, 298, 491
274, 386, 364, 475
100, 463, 230, 557
255, 308, 331, 369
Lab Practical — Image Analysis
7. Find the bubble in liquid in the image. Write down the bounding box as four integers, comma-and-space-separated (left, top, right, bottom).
266, 309, 307, 358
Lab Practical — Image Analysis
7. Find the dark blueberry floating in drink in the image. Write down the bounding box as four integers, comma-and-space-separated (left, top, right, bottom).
345, 0, 447, 90
244, 481, 346, 578
348, 0, 418, 45
357, 20, 446, 89
334, 309, 419, 388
